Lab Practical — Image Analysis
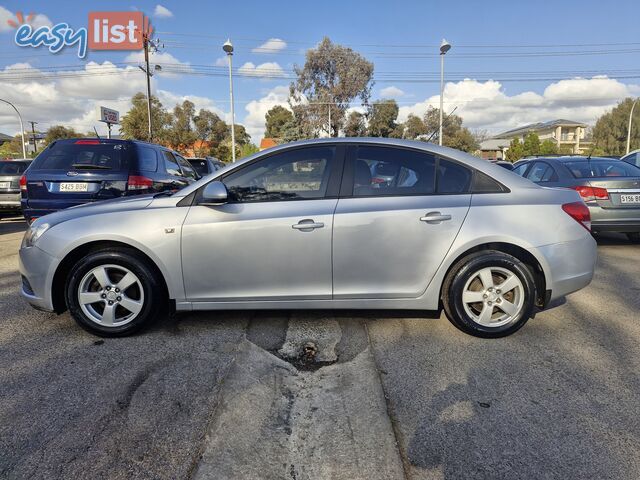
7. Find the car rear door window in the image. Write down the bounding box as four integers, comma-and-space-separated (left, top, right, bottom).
163, 151, 182, 177
526, 162, 554, 182
175, 154, 199, 180
223, 146, 335, 202
437, 158, 472, 194
136, 146, 158, 172
351, 146, 435, 196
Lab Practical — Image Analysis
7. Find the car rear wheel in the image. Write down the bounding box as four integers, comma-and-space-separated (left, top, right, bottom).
65, 249, 164, 337
442, 251, 537, 338
626, 232, 640, 244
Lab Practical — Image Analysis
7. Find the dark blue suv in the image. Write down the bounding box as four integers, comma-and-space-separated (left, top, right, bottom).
21, 138, 199, 222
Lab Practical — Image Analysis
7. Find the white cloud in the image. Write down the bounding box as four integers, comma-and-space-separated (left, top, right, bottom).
397, 77, 639, 134
252, 38, 287, 53
380, 86, 405, 98
214, 56, 228, 67
0, 6, 52, 32
243, 85, 290, 142
238, 61, 285, 79
153, 4, 174, 18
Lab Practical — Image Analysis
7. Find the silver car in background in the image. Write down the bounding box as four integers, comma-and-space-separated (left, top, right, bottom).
19, 138, 596, 338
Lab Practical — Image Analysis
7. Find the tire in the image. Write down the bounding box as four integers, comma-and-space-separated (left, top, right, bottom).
65, 248, 165, 337
626, 232, 640, 244
442, 250, 537, 338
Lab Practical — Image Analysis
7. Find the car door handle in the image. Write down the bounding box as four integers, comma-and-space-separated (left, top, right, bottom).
292, 220, 324, 231
420, 212, 452, 224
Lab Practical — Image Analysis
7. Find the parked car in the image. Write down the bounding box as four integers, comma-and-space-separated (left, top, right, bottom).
19, 138, 596, 338
0, 159, 31, 219
512, 156, 640, 242
186, 157, 226, 177
493, 160, 514, 171
20, 139, 200, 222
621, 149, 640, 168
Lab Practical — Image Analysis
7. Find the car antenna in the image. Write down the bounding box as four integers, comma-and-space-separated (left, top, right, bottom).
93, 127, 101, 140
425, 106, 458, 144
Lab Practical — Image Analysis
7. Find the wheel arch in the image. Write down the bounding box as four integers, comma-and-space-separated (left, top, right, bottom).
439, 242, 549, 307
51, 240, 171, 314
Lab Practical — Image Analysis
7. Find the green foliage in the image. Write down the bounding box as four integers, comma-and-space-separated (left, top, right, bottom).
44, 125, 80, 144
290, 37, 374, 137
592, 98, 640, 155
367, 100, 399, 137
505, 138, 524, 162
265, 106, 294, 139
120, 92, 172, 143
423, 107, 478, 153
166, 100, 197, 151
539, 139, 559, 155
239, 143, 259, 159
522, 132, 541, 156
344, 111, 367, 137
403, 114, 428, 140
0, 134, 25, 159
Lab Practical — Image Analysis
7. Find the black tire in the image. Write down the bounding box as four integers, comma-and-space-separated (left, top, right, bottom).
442, 250, 537, 338
626, 232, 640, 244
65, 248, 165, 337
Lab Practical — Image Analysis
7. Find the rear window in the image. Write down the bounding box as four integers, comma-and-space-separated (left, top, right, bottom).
0, 161, 29, 175
32, 142, 126, 171
565, 160, 640, 178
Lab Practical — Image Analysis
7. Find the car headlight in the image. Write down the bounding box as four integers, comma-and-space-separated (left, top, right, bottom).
21, 222, 50, 248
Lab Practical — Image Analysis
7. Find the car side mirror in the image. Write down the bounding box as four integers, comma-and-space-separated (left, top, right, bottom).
200, 181, 228, 206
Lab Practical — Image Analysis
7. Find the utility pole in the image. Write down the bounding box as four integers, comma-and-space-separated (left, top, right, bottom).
28, 121, 38, 154
143, 32, 153, 142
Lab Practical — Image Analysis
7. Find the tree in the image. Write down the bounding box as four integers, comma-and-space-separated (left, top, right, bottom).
120, 92, 172, 143
367, 100, 399, 137
44, 125, 79, 144
505, 138, 524, 162
422, 107, 478, 152
239, 143, 259, 159
264, 105, 294, 139
403, 114, 428, 140
592, 98, 640, 155
167, 100, 197, 151
539, 139, 559, 155
522, 132, 541, 156
290, 37, 374, 137
0, 134, 25, 159
344, 111, 367, 137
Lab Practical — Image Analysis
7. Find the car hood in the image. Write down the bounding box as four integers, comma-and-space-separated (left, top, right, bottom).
32, 194, 156, 228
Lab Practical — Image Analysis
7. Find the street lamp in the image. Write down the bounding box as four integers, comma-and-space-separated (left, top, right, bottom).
223, 39, 236, 162
439, 39, 451, 147
627, 98, 638, 154
0, 98, 27, 158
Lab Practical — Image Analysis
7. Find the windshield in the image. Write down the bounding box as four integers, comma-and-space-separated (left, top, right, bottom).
565, 160, 640, 178
0, 161, 29, 175
31, 142, 127, 171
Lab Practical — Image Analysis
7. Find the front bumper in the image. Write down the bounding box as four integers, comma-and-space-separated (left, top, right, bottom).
534, 233, 597, 302
19, 245, 59, 312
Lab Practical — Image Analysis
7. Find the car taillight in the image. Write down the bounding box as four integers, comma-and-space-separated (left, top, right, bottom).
570, 185, 609, 202
562, 202, 591, 231
19, 174, 27, 192
127, 175, 153, 191
75, 139, 100, 145
371, 177, 386, 184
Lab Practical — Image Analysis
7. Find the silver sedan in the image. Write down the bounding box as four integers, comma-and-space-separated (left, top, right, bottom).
19, 138, 597, 338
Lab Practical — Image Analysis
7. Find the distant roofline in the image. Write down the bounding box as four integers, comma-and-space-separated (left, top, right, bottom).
493, 119, 588, 139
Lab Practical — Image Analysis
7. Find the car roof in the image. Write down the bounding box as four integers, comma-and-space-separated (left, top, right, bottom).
53, 138, 171, 149
521, 155, 618, 163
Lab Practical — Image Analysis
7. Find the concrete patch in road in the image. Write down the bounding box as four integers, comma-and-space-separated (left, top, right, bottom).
278, 313, 342, 363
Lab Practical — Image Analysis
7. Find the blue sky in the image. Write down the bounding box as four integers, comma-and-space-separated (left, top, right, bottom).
1, 0, 639, 142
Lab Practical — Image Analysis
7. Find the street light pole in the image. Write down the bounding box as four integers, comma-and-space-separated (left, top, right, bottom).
0, 98, 27, 158
223, 39, 236, 162
439, 39, 451, 147
627, 98, 638, 155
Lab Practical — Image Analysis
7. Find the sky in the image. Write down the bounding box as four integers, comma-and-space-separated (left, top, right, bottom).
0, 0, 639, 143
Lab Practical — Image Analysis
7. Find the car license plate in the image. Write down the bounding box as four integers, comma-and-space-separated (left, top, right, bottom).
0, 182, 9, 189
620, 194, 640, 204
59, 182, 88, 192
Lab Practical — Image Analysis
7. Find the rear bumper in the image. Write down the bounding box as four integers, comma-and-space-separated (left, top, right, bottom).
589, 205, 640, 233
19, 245, 58, 312
534, 233, 597, 302
0, 192, 21, 210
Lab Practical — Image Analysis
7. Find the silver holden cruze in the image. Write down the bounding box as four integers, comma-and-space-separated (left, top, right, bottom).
19, 138, 597, 338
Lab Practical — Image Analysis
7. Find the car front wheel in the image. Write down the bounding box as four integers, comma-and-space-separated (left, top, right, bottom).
65, 249, 164, 336
442, 251, 537, 338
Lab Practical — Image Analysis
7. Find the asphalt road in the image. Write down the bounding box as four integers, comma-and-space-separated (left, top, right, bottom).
1, 215, 639, 479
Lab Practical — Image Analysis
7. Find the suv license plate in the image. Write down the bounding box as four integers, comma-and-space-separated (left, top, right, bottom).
620, 194, 640, 204
0, 182, 9, 189
59, 182, 88, 192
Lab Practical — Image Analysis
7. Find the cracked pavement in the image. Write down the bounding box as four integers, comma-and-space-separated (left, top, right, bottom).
1, 216, 639, 479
